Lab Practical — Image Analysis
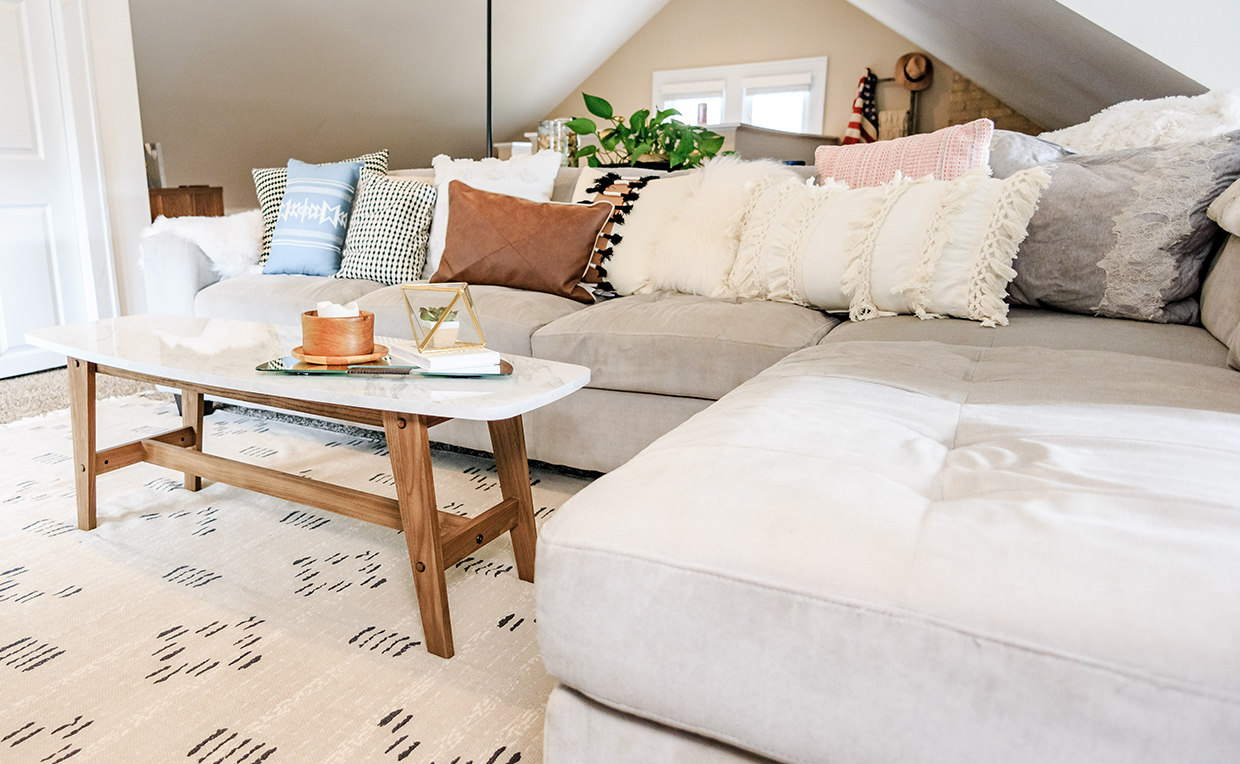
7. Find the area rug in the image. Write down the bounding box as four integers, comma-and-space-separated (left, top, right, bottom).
0, 395, 593, 763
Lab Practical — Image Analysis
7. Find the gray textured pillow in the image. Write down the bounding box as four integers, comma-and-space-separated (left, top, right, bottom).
989, 130, 1074, 179
1002, 130, 1240, 324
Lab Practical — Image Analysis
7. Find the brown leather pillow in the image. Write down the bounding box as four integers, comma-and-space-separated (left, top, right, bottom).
431, 180, 613, 303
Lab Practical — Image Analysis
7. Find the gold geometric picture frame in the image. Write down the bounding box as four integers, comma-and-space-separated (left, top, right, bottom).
400, 282, 487, 354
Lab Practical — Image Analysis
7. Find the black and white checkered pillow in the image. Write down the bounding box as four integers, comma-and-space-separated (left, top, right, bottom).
334, 171, 437, 284
253, 150, 389, 265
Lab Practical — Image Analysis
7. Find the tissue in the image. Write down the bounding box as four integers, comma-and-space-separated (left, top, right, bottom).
317, 301, 360, 318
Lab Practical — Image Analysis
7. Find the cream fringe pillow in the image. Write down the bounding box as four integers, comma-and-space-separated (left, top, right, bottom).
728, 167, 1052, 327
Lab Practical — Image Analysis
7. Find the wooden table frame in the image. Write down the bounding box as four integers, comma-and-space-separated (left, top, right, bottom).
66, 357, 538, 659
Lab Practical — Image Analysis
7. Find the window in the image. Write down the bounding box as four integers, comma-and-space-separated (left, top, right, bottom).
652, 57, 827, 134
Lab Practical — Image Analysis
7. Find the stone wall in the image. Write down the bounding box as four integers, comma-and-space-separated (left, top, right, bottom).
949, 72, 1043, 135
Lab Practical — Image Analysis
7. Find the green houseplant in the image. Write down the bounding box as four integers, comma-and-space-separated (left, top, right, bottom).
565, 94, 726, 171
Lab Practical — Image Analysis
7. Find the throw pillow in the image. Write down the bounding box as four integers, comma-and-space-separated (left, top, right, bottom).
430, 181, 613, 304
424, 150, 563, 279
989, 130, 1075, 179
1208, 176, 1240, 236
570, 167, 697, 296
814, 118, 994, 187
263, 159, 364, 277
728, 167, 1052, 326
1039, 91, 1240, 154
646, 156, 798, 298
335, 171, 437, 284
1006, 130, 1240, 324
253, 150, 388, 265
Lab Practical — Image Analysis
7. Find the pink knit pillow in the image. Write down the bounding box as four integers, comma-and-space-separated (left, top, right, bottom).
815, 118, 994, 187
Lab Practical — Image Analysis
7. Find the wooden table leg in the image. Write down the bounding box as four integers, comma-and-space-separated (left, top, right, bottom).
67, 358, 97, 531
182, 388, 204, 491
488, 416, 537, 583
383, 410, 453, 659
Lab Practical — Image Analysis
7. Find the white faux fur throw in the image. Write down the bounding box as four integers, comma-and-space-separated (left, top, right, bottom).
1040, 90, 1240, 154
143, 209, 263, 279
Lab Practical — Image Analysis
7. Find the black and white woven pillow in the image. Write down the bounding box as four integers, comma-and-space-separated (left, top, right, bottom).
253, 150, 389, 265
335, 171, 438, 284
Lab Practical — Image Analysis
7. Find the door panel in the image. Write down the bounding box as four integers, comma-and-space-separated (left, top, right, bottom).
0, 0, 86, 378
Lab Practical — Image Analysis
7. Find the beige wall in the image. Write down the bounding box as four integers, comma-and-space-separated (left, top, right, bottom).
128, 0, 669, 213
544, 0, 953, 141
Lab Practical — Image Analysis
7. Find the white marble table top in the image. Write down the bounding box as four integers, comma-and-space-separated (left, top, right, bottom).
26, 315, 591, 421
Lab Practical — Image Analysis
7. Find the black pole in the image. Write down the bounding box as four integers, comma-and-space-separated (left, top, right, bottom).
486, 0, 493, 158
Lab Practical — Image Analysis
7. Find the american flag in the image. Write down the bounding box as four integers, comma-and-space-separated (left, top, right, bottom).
842, 68, 878, 145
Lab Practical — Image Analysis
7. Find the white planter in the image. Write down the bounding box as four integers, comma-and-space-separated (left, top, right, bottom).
418, 318, 459, 348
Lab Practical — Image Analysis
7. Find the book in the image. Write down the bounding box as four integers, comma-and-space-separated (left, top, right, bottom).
387, 341, 500, 371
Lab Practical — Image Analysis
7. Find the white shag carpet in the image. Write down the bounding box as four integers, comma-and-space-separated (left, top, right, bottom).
0, 395, 593, 763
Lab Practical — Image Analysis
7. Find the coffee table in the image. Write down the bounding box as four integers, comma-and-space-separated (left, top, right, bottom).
26, 314, 590, 659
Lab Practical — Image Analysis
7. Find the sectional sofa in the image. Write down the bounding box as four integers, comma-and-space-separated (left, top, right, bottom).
142, 149, 1240, 762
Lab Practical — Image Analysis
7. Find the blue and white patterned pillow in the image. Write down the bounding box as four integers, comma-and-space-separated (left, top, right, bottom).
263, 159, 364, 276
252, 150, 388, 266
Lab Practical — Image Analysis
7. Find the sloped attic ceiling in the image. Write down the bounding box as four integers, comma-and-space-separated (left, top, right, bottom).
129, 0, 670, 209
843, 0, 1206, 129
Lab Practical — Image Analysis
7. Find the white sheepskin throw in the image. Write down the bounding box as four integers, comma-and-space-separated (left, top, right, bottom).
143, 209, 263, 279
1040, 90, 1240, 154
647, 156, 798, 298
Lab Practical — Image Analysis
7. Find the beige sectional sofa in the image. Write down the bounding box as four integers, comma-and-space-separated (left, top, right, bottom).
142, 164, 1240, 763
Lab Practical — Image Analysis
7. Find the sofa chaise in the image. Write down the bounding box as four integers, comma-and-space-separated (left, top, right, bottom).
142, 147, 1240, 762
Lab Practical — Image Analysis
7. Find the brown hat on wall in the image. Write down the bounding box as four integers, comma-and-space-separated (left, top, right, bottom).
895, 52, 934, 91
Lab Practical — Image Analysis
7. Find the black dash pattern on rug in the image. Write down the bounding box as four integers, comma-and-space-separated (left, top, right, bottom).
187, 727, 277, 762
1, 715, 94, 763
146, 617, 265, 684
348, 627, 420, 657
291, 552, 386, 597
0, 636, 65, 672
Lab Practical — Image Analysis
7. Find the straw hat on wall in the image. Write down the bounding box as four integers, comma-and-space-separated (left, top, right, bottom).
895, 52, 934, 91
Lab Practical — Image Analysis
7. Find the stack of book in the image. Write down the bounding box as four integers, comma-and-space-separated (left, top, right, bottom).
388, 341, 501, 374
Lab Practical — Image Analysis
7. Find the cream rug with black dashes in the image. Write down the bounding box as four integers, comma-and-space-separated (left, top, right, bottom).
0, 395, 593, 763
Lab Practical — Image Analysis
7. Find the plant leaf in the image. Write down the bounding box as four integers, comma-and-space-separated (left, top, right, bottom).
698, 134, 725, 155
564, 117, 596, 135
583, 93, 613, 120
655, 108, 678, 124
632, 142, 653, 159
587, 156, 601, 168
600, 132, 621, 151
575, 144, 598, 158
629, 109, 650, 131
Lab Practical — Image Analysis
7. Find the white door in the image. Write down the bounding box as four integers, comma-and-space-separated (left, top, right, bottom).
0, 0, 93, 378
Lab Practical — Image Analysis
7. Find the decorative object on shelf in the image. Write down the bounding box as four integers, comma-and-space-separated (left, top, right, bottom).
400, 282, 487, 353
295, 303, 383, 365
565, 93, 725, 170
536, 118, 578, 166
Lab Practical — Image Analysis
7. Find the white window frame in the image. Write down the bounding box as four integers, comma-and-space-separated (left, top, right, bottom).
652, 57, 828, 134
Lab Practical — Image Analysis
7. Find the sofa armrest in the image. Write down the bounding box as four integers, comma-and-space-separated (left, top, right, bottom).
141, 232, 221, 317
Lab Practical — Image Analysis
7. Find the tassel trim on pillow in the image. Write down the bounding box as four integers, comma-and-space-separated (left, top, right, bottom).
766, 180, 846, 306
842, 173, 918, 321
965, 166, 1052, 327
893, 175, 977, 319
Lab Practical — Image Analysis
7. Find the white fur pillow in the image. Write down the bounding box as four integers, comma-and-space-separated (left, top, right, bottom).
425, 150, 563, 278
143, 209, 263, 279
647, 157, 798, 298
1040, 90, 1240, 154
728, 167, 1051, 326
